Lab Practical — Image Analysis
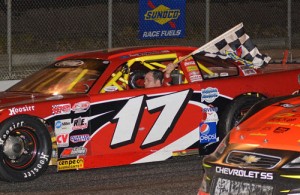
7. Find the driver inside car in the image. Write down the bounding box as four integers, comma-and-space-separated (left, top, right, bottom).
144, 69, 163, 88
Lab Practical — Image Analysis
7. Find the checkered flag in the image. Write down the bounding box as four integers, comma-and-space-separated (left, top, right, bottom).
196, 49, 255, 67
190, 23, 271, 68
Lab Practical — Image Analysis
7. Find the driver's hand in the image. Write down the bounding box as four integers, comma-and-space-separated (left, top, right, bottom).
163, 63, 177, 78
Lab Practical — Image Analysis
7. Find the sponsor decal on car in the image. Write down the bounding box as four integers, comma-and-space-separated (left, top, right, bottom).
239, 65, 257, 76
103, 86, 118, 92
214, 178, 273, 194
55, 119, 72, 135
268, 112, 299, 124
57, 158, 84, 171
183, 57, 202, 82
200, 87, 219, 103
55, 60, 84, 67
127, 50, 170, 58
203, 106, 218, 113
189, 75, 202, 82
72, 101, 90, 113
269, 117, 297, 123
57, 133, 70, 147
216, 166, 273, 180
52, 103, 72, 115
273, 127, 290, 133
70, 134, 90, 143
8, 105, 35, 116
60, 147, 87, 158
199, 121, 217, 144
72, 117, 88, 130
202, 105, 219, 123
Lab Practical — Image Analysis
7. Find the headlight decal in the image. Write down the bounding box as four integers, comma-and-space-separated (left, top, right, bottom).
282, 156, 300, 169
213, 133, 229, 158
202, 163, 212, 168
280, 175, 300, 179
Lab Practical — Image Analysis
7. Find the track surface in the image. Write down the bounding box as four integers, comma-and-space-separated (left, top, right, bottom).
0, 155, 203, 195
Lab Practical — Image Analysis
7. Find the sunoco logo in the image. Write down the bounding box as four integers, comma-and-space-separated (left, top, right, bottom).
144, 5, 180, 25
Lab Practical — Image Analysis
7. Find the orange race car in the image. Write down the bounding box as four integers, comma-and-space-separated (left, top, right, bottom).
198, 95, 300, 195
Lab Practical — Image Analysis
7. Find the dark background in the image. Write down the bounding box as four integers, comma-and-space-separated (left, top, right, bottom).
0, 0, 299, 79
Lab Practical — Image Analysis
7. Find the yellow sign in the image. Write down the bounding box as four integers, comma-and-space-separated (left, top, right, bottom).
57, 158, 84, 171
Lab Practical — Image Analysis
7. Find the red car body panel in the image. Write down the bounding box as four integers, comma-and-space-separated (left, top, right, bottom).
1, 46, 300, 181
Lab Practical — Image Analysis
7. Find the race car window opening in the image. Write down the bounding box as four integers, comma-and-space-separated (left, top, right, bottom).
100, 64, 129, 93
193, 54, 239, 79
100, 54, 187, 93
7, 59, 106, 95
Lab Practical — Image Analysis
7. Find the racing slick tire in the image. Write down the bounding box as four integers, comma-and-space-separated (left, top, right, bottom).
218, 94, 265, 138
0, 115, 52, 182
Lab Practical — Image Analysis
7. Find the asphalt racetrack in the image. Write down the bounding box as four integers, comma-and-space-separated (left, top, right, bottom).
0, 155, 203, 195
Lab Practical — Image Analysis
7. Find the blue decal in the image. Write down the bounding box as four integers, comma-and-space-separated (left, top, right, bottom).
200, 87, 219, 103
199, 122, 217, 144
55, 120, 62, 129
139, 0, 186, 40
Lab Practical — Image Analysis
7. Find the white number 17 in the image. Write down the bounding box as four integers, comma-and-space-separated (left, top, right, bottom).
111, 90, 192, 148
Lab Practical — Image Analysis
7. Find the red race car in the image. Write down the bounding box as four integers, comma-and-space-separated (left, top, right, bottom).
198, 94, 300, 195
0, 45, 299, 182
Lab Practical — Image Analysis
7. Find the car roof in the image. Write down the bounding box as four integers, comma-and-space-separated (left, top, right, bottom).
56, 45, 197, 62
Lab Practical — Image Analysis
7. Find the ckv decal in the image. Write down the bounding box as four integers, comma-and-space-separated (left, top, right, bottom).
110, 89, 193, 149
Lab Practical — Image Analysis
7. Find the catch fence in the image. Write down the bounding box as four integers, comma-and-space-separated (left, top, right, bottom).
0, 0, 299, 80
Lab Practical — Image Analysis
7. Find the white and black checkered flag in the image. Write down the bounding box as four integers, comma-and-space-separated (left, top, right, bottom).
181, 23, 271, 68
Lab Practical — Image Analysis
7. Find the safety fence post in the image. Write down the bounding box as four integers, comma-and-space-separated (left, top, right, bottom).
205, 0, 210, 43
6, 0, 12, 78
108, 0, 112, 49
287, 0, 291, 50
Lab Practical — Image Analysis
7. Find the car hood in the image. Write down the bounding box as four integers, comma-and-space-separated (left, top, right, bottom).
0, 91, 79, 108
229, 96, 300, 152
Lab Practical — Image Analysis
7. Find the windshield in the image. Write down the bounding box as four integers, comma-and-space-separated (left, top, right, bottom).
8, 59, 109, 94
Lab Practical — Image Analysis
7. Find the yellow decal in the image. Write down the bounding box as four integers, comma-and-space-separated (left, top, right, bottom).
280, 175, 300, 179
266, 122, 290, 126
57, 158, 84, 171
144, 5, 180, 25
274, 113, 296, 117
280, 190, 290, 193
186, 66, 198, 72
250, 133, 266, 136
202, 163, 212, 168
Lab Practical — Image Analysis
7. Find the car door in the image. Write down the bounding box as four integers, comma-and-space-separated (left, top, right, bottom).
82, 54, 207, 169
